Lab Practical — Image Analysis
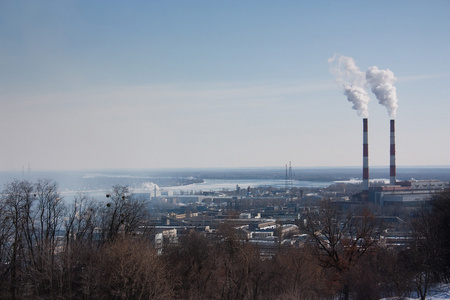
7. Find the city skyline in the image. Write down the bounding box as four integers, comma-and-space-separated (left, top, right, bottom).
1, 1, 449, 171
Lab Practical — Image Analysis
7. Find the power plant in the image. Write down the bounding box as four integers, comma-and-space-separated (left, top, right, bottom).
329, 54, 447, 205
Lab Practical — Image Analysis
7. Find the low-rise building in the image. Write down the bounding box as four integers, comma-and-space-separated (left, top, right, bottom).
369, 180, 448, 206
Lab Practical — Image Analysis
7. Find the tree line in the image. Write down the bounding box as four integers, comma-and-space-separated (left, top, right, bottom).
0, 179, 449, 299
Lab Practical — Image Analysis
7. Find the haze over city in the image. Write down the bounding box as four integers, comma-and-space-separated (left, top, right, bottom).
1, 1, 449, 171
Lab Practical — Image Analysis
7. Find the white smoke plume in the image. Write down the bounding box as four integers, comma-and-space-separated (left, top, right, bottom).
366, 66, 398, 118
328, 54, 371, 118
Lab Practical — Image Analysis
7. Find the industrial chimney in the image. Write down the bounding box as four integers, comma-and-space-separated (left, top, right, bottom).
363, 118, 369, 193
390, 119, 396, 185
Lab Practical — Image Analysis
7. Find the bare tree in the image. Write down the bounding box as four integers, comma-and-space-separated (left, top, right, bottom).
163, 231, 217, 299
0, 197, 14, 296
270, 247, 326, 299
302, 200, 382, 300
82, 237, 174, 300
0, 179, 65, 298
1, 180, 35, 299
64, 192, 98, 248
99, 185, 149, 243
30, 179, 64, 297
427, 189, 450, 281
408, 189, 450, 300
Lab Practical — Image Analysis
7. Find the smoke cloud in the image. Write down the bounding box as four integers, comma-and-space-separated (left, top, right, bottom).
365, 66, 399, 118
328, 54, 371, 118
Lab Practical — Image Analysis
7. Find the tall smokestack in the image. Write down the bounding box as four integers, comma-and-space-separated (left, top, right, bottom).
390, 119, 396, 185
363, 118, 369, 192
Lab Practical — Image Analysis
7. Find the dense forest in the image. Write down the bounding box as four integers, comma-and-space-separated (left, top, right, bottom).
0, 179, 449, 299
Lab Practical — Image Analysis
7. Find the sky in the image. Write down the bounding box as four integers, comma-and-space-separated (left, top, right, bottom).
0, 0, 449, 171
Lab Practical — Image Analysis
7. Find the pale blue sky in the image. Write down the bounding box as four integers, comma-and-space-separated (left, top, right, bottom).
1, 0, 449, 171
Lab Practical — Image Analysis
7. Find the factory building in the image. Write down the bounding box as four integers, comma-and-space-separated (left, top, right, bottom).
369, 180, 449, 206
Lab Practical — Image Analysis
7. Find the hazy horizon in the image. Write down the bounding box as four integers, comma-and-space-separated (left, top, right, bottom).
2, 164, 450, 173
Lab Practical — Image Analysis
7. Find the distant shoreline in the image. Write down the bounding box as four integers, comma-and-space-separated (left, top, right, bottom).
1, 167, 449, 193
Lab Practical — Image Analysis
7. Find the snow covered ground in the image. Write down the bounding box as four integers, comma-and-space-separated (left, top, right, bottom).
422, 283, 450, 300
382, 283, 450, 300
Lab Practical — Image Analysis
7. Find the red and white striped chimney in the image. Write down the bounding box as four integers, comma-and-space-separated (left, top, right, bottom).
390, 119, 396, 185
363, 118, 369, 192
